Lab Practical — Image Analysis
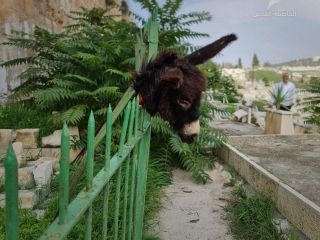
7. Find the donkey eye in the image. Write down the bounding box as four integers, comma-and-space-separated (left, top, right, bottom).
177, 98, 191, 109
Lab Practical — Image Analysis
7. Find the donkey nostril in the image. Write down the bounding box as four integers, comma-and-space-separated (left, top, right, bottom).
189, 134, 198, 142
180, 133, 198, 144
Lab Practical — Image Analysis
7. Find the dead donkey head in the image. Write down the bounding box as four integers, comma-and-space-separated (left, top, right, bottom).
133, 34, 237, 143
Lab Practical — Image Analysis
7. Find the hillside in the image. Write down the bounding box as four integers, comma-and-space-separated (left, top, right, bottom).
271, 56, 320, 67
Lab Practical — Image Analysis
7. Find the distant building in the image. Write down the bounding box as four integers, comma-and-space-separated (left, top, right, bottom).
221, 63, 235, 69
312, 56, 320, 62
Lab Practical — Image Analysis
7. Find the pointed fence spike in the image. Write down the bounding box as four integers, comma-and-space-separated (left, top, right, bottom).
128, 97, 136, 144
59, 122, 70, 224
5, 144, 19, 240
105, 105, 113, 170
87, 111, 95, 191
119, 102, 132, 154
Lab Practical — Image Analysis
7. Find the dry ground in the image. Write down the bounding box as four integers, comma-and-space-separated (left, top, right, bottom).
151, 165, 234, 240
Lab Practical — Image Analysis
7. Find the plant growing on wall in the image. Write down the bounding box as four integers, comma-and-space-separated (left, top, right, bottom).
1, 8, 137, 127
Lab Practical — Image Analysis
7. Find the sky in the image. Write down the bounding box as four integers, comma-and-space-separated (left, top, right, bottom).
126, 0, 320, 67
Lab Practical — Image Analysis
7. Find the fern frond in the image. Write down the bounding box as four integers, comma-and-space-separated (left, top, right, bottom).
169, 135, 190, 155
50, 105, 88, 126
151, 116, 174, 135
104, 69, 131, 81
34, 88, 76, 108
0, 57, 35, 68
65, 74, 97, 87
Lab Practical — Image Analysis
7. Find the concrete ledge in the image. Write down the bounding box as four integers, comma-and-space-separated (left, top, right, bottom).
219, 143, 320, 240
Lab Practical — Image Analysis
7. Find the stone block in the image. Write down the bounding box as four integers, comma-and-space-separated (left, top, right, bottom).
16, 129, 39, 149
20, 190, 39, 209
233, 109, 248, 122
38, 154, 59, 171
18, 166, 35, 189
0, 166, 35, 190
41, 126, 79, 147
35, 183, 51, 202
241, 116, 248, 123
13, 142, 26, 167
33, 160, 53, 186
42, 147, 81, 164
265, 109, 294, 135
0, 190, 38, 209
41, 130, 60, 147
24, 148, 41, 161
0, 193, 3, 207
41, 148, 60, 158
0, 168, 4, 191
0, 129, 14, 157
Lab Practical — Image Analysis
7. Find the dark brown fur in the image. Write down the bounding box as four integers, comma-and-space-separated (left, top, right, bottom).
133, 34, 237, 142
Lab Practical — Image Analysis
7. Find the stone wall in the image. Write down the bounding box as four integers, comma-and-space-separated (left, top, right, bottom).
0, 0, 124, 105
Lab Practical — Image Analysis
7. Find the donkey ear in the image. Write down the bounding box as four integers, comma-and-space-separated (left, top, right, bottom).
160, 67, 183, 88
185, 34, 237, 65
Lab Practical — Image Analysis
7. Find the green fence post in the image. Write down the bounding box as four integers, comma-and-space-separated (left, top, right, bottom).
135, 30, 147, 73
5, 144, 19, 240
105, 105, 113, 170
59, 123, 70, 225
103, 105, 112, 240
147, 7, 159, 62
121, 99, 136, 240
133, 119, 151, 240
127, 98, 140, 240
114, 102, 131, 240
119, 102, 131, 155
85, 111, 95, 240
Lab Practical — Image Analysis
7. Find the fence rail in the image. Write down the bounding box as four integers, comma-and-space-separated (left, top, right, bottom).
4, 8, 158, 240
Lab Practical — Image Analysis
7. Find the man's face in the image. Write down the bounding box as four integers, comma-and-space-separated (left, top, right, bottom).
282, 73, 289, 84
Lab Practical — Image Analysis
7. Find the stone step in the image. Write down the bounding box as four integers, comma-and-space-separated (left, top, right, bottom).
16, 128, 39, 149
0, 166, 35, 190
0, 190, 38, 209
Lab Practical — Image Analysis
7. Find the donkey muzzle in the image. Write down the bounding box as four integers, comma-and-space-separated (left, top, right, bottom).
179, 120, 200, 143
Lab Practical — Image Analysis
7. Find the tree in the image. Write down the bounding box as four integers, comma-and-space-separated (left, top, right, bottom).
237, 58, 243, 68
132, 0, 212, 50
252, 53, 260, 67
251, 53, 260, 82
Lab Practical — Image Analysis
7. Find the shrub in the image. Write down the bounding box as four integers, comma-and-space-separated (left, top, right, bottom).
200, 61, 239, 103
252, 99, 269, 111
0, 104, 55, 136
1, 8, 137, 128
303, 77, 320, 125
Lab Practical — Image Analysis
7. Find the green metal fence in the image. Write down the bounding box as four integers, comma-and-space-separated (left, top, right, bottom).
3, 9, 159, 240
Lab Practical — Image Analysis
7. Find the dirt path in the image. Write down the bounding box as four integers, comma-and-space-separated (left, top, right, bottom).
152, 165, 234, 240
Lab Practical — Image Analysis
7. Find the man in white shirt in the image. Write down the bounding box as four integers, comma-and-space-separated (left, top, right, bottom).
270, 72, 300, 110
